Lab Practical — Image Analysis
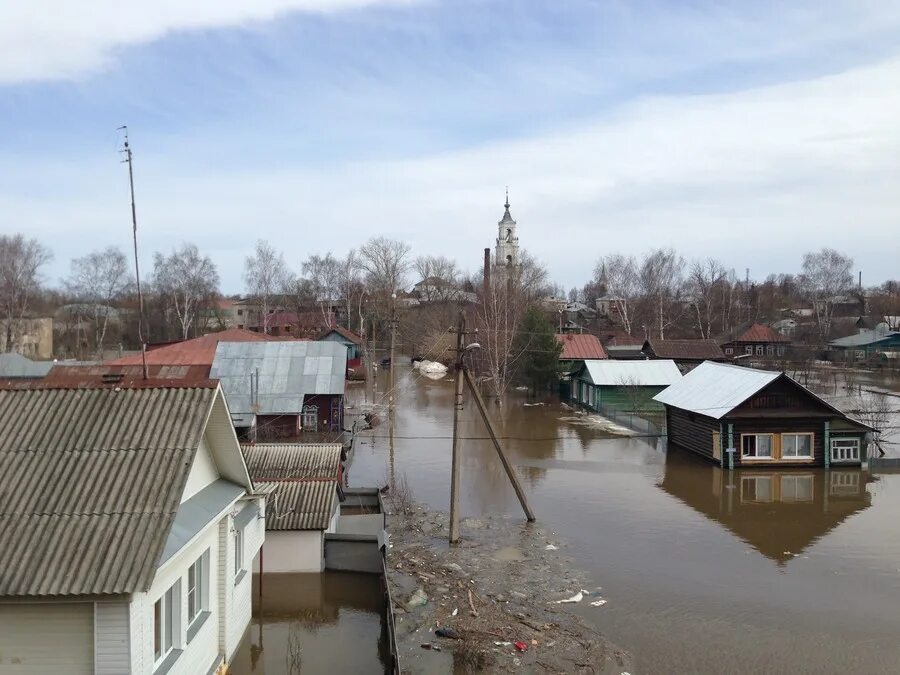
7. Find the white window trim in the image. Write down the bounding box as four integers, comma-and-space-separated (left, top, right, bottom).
780, 474, 814, 502
234, 527, 245, 579
153, 581, 181, 667
741, 433, 774, 460
781, 432, 814, 460
187, 550, 209, 625
831, 437, 861, 463
740, 475, 773, 503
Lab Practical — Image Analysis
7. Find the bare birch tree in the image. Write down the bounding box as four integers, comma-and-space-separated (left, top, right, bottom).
594, 254, 639, 335
801, 248, 854, 341
65, 246, 131, 358
153, 243, 220, 340
0, 234, 52, 351
302, 253, 340, 327
357, 237, 411, 297
245, 240, 288, 334
640, 248, 685, 340
687, 258, 727, 339
413, 255, 460, 302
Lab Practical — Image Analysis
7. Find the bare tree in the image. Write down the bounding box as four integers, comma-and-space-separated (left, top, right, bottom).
357, 237, 411, 297
594, 254, 639, 335
65, 246, 131, 358
0, 234, 52, 352
302, 253, 340, 327
336, 250, 364, 331
245, 240, 289, 334
413, 255, 460, 302
687, 258, 727, 339
640, 248, 685, 340
153, 243, 220, 340
801, 248, 854, 341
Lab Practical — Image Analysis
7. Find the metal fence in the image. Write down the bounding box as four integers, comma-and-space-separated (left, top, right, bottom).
595, 403, 667, 437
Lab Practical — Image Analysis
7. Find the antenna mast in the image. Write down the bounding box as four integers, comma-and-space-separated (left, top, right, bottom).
119, 126, 149, 380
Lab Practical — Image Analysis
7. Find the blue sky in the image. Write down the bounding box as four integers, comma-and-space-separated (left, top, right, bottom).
2, 0, 900, 292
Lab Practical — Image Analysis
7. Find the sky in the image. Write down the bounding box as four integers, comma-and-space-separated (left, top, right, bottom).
2, 0, 900, 293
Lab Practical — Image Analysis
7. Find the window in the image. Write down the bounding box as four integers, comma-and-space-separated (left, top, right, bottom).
781, 433, 813, 459
725, 347, 733, 355
741, 476, 773, 502
777, 346, 785, 356
741, 434, 773, 459
154, 582, 180, 664
755, 345, 764, 356
187, 550, 209, 625
831, 437, 860, 463
302, 405, 319, 432
237, 309, 243, 316
745, 346, 753, 355
234, 528, 244, 578
830, 471, 860, 495
766, 345, 775, 356
781, 474, 813, 502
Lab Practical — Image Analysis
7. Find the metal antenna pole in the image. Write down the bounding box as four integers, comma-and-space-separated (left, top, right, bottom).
119, 126, 148, 380
449, 312, 466, 543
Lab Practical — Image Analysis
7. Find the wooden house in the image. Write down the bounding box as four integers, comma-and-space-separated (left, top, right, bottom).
829, 324, 900, 362
556, 333, 607, 371
642, 338, 725, 369
317, 325, 364, 367
569, 359, 682, 412
654, 362, 874, 469
719, 323, 790, 359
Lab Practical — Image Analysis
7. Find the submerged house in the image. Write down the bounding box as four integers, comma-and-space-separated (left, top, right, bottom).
0, 382, 265, 675
211, 341, 348, 439
317, 325, 364, 369
654, 361, 874, 469
556, 332, 607, 373
242, 443, 342, 573
828, 324, 900, 362
569, 359, 682, 412
718, 323, 790, 359
641, 338, 725, 369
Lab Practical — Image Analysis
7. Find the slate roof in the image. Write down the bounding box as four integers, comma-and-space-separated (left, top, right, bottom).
556, 333, 608, 360
644, 339, 725, 361
210, 340, 347, 416
241, 443, 342, 482
107, 328, 277, 368
0, 353, 53, 379
257, 480, 337, 530
0, 385, 217, 597
46, 364, 213, 386
580, 359, 682, 386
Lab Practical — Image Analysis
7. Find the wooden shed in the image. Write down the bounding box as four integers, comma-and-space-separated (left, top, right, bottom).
654, 361, 874, 469
569, 359, 682, 412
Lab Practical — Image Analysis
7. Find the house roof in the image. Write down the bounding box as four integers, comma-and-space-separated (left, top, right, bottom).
258, 480, 338, 530
653, 362, 780, 419
580, 359, 682, 386
644, 338, 725, 361
729, 323, 790, 344
253, 311, 335, 331
0, 353, 53, 378
210, 340, 347, 416
0, 385, 219, 597
241, 443, 342, 482
45, 363, 214, 386
556, 333, 607, 360
829, 327, 899, 348
107, 328, 277, 367
317, 325, 363, 346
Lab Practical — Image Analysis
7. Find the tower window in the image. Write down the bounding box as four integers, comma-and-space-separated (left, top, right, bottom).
506, 228, 512, 241
506, 255, 513, 266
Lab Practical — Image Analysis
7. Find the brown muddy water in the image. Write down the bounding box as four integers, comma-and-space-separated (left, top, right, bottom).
230, 572, 389, 674
346, 365, 900, 674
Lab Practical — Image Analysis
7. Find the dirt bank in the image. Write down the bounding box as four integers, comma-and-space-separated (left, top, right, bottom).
385, 507, 631, 673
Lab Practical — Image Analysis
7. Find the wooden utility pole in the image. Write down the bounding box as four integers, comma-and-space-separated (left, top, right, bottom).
449, 312, 467, 543
389, 292, 397, 410
119, 126, 148, 380
448, 313, 535, 544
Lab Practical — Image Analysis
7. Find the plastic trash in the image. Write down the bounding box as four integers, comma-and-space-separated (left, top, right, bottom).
553, 590, 584, 604
514, 641, 528, 652
435, 627, 460, 639
494, 641, 512, 647
451, 608, 458, 617
405, 588, 428, 610
590, 599, 607, 607
544, 544, 559, 551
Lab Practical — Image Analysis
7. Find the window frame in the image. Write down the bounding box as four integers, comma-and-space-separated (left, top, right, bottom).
234, 527, 245, 579
187, 550, 209, 626
741, 433, 774, 460
153, 581, 180, 666
781, 432, 814, 460
780, 474, 814, 502
831, 437, 861, 463
301, 405, 319, 432
740, 475, 773, 503
745, 346, 753, 355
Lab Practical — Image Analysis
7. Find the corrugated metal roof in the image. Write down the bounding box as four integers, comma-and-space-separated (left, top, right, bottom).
0, 386, 216, 597
241, 443, 342, 481
107, 328, 278, 367
258, 480, 337, 530
0, 353, 53, 378
829, 328, 899, 348
46, 364, 213, 386
582, 359, 682, 386
210, 341, 347, 415
556, 334, 607, 360
653, 361, 780, 419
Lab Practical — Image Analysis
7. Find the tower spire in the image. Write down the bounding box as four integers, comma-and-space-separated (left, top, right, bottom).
505, 185, 510, 209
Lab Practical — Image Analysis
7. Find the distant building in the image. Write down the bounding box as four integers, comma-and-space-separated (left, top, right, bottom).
412, 277, 477, 304
250, 310, 335, 338
719, 323, 790, 359
569, 359, 682, 412
556, 333, 607, 375
0, 352, 53, 379
642, 338, 725, 369
317, 325, 364, 363
655, 361, 874, 469
495, 190, 520, 270
828, 324, 900, 362
0, 317, 53, 359
0, 382, 264, 674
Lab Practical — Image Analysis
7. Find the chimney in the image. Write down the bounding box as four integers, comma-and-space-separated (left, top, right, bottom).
483, 248, 491, 299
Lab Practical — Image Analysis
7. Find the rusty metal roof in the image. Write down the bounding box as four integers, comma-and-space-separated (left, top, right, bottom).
732, 324, 790, 344
258, 480, 337, 530
0, 386, 216, 597
45, 364, 214, 386
107, 328, 277, 367
555, 333, 608, 360
241, 443, 342, 482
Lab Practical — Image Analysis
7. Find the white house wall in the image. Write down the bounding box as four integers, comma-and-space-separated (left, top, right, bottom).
226, 500, 265, 659
95, 601, 129, 674
182, 435, 220, 503
0, 602, 93, 674
259, 530, 325, 573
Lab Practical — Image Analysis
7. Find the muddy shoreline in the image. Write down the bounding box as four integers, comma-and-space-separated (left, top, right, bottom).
385, 506, 631, 673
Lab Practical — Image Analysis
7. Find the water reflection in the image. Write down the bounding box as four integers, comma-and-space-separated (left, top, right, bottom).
660, 447, 872, 564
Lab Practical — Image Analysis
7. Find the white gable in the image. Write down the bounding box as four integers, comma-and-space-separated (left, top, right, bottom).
182, 435, 219, 503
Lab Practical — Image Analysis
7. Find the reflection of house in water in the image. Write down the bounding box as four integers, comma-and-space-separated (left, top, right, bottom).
660, 449, 872, 564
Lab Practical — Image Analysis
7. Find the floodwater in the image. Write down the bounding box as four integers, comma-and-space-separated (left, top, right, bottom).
230, 572, 389, 674
346, 365, 900, 674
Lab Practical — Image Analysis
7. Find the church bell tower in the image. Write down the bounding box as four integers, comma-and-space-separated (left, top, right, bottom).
495, 189, 520, 269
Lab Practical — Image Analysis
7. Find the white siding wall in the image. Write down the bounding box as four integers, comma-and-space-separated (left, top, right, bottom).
226, 499, 265, 660
131, 520, 223, 675
259, 530, 325, 573
182, 436, 219, 503
95, 601, 129, 674
0, 603, 93, 674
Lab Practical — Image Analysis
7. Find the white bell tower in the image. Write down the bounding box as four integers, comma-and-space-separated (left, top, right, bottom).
495, 189, 520, 269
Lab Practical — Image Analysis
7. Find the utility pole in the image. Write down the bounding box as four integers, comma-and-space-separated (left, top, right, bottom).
388, 292, 397, 410
449, 312, 467, 543
119, 126, 148, 380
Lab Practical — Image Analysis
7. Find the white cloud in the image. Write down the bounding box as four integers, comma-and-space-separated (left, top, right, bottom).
0, 0, 416, 84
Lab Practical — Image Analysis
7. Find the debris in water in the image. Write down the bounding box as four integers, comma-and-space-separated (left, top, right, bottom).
435, 627, 461, 639
451, 608, 458, 616
590, 599, 607, 607
494, 641, 512, 647
524, 402, 545, 407
514, 641, 528, 652
405, 588, 428, 610
553, 590, 585, 604
545, 544, 559, 551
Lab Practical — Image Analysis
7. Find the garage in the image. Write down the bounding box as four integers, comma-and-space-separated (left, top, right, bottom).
0, 603, 93, 674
